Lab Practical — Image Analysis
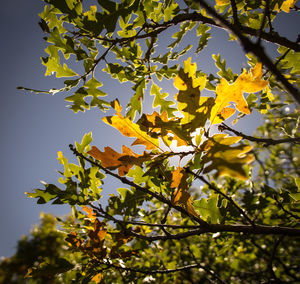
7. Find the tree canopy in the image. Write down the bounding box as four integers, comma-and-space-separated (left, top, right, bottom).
13, 0, 300, 282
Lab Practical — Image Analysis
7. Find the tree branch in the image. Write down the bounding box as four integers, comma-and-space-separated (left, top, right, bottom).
69, 144, 208, 226
146, 12, 300, 52
114, 223, 300, 241
72, 12, 300, 52
219, 123, 300, 145
101, 260, 225, 283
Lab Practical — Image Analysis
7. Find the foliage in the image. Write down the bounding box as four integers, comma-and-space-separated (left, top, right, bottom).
19, 0, 300, 282
0, 213, 79, 283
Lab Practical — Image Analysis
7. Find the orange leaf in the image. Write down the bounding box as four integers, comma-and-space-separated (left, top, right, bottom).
88, 146, 121, 168
102, 99, 159, 150
171, 167, 199, 217
88, 145, 148, 176
91, 273, 103, 283
82, 206, 97, 221
65, 232, 82, 248
171, 166, 184, 189
88, 219, 107, 242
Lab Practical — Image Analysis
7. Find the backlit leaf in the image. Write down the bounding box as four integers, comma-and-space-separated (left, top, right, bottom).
150, 83, 176, 117
174, 58, 207, 125
82, 206, 97, 221
171, 167, 199, 217
193, 194, 221, 223
88, 145, 138, 176
88, 145, 152, 176
215, 0, 230, 5
280, 0, 297, 13
102, 100, 159, 150
201, 134, 254, 180
42, 46, 78, 78
209, 63, 268, 124
138, 111, 189, 147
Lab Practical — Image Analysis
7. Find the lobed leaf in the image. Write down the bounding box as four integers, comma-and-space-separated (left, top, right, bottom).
201, 134, 254, 180
88, 145, 151, 176
174, 57, 207, 125
209, 63, 268, 124
102, 100, 160, 150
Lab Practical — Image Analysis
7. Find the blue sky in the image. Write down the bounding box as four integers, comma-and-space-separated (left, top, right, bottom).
0, 0, 299, 257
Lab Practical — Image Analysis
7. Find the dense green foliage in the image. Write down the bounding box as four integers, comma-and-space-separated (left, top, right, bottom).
0, 214, 77, 283
11, 0, 300, 282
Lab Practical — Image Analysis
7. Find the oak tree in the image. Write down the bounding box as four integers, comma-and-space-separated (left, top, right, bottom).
18, 0, 300, 282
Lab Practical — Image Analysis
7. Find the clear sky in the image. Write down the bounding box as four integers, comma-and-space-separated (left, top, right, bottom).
0, 0, 299, 257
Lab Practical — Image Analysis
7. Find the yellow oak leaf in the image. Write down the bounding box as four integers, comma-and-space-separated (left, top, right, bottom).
171, 166, 184, 189
210, 63, 268, 124
280, 0, 297, 13
201, 134, 254, 180
171, 167, 199, 217
88, 145, 141, 176
102, 99, 159, 150
215, 0, 230, 5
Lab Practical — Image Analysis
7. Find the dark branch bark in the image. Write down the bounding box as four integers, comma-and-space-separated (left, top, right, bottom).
101, 261, 226, 283
126, 224, 300, 241
229, 0, 239, 27
147, 12, 300, 52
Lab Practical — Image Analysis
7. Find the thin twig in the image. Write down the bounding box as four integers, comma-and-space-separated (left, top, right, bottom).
185, 168, 255, 226
102, 261, 222, 278
251, 150, 269, 185
219, 123, 300, 145
273, 195, 300, 220
104, 223, 300, 241
257, 0, 269, 44
267, 236, 283, 281
251, 237, 300, 281
263, 48, 291, 76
